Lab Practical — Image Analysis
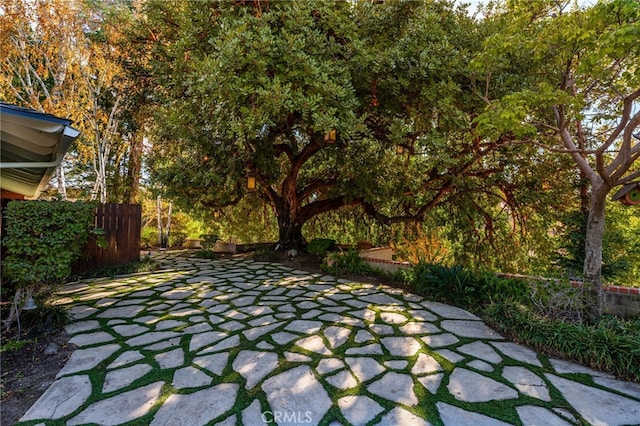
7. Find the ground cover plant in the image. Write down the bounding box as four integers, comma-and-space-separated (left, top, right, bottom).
322, 250, 373, 277
400, 262, 640, 381
75, 256, 161, 280
484, 302, 640, 382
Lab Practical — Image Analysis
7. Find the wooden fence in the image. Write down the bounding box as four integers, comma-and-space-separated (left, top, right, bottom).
74, 203, 142, 272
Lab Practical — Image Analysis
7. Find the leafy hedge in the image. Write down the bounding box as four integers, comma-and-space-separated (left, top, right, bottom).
402, 261, 530, 308
307, 238, 336, 257
484, 302, 640, 381
322, 250, 372, 276
2, 201, 97, 287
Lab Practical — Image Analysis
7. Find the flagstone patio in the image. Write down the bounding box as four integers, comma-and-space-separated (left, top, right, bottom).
19, 252, 640, 425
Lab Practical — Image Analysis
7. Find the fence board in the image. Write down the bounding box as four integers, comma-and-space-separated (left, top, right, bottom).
74, 203, 141, 273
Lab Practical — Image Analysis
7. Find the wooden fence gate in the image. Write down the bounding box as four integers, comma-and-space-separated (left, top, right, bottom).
75, 203, 142, 272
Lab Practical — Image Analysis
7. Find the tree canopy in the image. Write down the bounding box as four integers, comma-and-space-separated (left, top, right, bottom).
134, 0, 553, 248
471, 0, 640, 312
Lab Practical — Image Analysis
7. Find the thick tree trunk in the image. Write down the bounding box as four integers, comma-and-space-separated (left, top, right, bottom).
275, 190, 304, 249
583, 184, 608, 319
276, 215, 304, 250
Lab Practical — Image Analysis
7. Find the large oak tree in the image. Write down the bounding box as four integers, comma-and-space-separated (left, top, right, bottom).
134, 0, 544, 249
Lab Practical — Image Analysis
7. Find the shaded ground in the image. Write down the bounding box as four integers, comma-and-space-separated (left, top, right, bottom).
18, 252, 640, 425
0, 251, 328, 425
1, 325, 75, 426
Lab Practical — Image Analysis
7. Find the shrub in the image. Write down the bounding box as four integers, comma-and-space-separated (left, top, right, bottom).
307, 238, 336, 257
3, 201, 97, 286
2, 200, 97, 329
140, 228, 188, 248
168, 231, 187, 248
200, 234, 219, 250
483, 302, 640, 381
140, 227, 157, 248
402, 261, 530, 309
322, 250, 372, 276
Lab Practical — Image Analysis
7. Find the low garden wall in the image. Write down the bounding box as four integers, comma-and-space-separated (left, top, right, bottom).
360, 256, 411, 275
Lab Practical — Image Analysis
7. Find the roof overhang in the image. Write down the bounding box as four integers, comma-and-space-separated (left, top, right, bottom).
0, 103, 81, 199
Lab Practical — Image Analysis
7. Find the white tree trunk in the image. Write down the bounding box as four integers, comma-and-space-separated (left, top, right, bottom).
157, 195, 163, 247
56, 165, 67, 200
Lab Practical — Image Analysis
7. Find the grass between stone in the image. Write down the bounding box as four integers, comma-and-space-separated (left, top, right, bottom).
20, 257, 632, 425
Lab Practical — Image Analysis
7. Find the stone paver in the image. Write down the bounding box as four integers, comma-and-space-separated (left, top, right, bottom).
68, 381, 164, 425
55, 343, 120, 377
19, 252, 640, 425
262, 365, 332, 426
102, 363, 152, 393
338, 396, 384, 425
150, 383, 238, 426
368, 372, 419, 406
448, 368, 518, 402
20, 375, 92, 421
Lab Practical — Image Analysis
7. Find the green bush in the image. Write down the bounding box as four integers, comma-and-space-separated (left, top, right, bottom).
193, 249, 221, 259
140, 228, 187, 248
402, 261, 530, 309
78, 256, 160, 279
307, 238, 336, 257
200, 234, 219, 250
140, 227, 156, 248
322, 250, 372, 276
483, 302, 640, 381
2, 201, 97, 287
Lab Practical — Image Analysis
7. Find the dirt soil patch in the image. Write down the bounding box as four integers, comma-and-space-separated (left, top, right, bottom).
1, 313, 76, 425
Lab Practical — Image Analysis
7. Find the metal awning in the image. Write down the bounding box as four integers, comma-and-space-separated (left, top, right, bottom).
0, 102, 80, 199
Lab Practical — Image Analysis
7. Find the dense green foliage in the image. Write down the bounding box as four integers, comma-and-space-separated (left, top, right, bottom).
402, 262, 531, 308
398, 260, 640, 380
306, 238, 336, 257
2, 201, 97, 287
555, 205, 640, 286
130, 0, 564, 250
484, 302, 640, 381
472, 0, 640, 299
322, 250, 373, 276
200, 234, 219, 250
